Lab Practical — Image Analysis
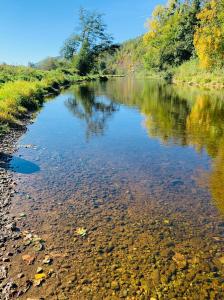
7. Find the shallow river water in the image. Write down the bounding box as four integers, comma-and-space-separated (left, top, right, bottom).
7, 79, 224, 299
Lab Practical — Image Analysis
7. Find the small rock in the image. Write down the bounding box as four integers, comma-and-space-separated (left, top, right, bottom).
218, 256, 224, 264
81, 278, 92, 285
34, 278, 45, 287
22, 254, 35, 265
111, 280, 120, 291
36, 267, 43, 274
17, 273, 24, 279
151, 269, 160, 284
5, 222, 17, 231
42, 256, 52, 265
2, 257, 10, 262
19, 213, 27, 218
33, 243, 44, 252
172, 252, 187, 269
0, 266, 8, 280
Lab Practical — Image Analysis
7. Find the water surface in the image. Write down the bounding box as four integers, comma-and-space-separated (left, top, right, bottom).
8, 79, 224, 299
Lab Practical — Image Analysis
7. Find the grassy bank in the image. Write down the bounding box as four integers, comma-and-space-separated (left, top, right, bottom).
0, 65, 108, 135
173, 60, 224, 88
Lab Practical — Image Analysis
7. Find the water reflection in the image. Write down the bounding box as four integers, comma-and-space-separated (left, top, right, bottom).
65, 85, 118, 139
8, 79, 224, 298
66, 79, 224, 215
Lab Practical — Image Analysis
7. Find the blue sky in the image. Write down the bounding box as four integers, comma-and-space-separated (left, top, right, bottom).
0, 0, 165, 65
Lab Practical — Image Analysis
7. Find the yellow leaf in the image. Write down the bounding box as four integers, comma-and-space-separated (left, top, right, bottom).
35, 273, 46, 280
76, 227, 87, 236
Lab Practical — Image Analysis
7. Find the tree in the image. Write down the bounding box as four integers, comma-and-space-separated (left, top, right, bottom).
61, 8, 113, 75
35, 57, 60, 70
194, 0, 224, 68
60, 35, 80, 60
75, 40, 93, 75
143, 0, 201, 71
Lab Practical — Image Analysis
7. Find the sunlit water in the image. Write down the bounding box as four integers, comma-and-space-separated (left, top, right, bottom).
8, 79, 224, 299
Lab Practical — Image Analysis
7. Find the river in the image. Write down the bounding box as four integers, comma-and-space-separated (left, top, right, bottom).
6, 78, 224, 299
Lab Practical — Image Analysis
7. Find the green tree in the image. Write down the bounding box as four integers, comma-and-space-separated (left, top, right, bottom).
144, 0, 201, 71
61, 8, 113, 75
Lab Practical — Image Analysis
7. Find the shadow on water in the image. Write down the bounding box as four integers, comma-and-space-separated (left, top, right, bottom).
0, 153, 40, 174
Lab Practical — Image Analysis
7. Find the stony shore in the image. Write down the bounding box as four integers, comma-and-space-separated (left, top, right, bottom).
0, 122, 28, 300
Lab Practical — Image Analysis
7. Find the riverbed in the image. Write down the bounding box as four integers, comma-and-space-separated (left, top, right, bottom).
2, 78, 224, 299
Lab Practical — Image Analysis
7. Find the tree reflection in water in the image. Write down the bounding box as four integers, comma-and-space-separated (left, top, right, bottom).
65, 85, 118, 139
65, 78, 224, 215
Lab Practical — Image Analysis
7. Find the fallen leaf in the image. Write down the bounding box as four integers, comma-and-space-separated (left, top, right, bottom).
219, 256, 224, 264
34, 273, 46, 280
76, 227, 87, 237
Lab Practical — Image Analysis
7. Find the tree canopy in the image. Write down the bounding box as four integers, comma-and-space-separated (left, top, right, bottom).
61, 8, 113, 75
143, 0, 224, 71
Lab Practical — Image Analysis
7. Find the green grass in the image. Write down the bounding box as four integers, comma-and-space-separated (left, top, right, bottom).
0, 65, 106, 135
0, 80, 45, 124
0, 64, 46, 85
173, 59, 224, 87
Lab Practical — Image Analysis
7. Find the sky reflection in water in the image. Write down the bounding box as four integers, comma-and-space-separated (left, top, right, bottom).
12, 78, 224, 216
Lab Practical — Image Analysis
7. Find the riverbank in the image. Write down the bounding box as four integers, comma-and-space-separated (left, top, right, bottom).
172, 60, 224, 89
0, 74, 110, 136
0, 123, 28, 299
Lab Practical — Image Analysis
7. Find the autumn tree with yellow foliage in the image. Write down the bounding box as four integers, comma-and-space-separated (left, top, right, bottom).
143, 0, 224, 77
194, 0, 224, 69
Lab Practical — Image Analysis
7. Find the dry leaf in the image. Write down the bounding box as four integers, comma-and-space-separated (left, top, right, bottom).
76, 227, 87, 236
34, 273, 46, 280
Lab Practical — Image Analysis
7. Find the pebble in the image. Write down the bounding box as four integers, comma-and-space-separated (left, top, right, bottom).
111, 280, 120, 291
151, 269, 160, 284
36, 267, 43, 274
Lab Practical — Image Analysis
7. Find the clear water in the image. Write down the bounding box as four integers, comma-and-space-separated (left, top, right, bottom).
8, 79, 224, 299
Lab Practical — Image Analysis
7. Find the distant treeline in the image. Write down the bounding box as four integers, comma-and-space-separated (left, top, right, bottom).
110, 0, 224, 79
28, 1, 224, 82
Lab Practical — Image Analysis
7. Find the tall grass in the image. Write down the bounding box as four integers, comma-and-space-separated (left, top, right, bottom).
173, 59, 224, 87
0, 81, 45, 124
0, 66, 103, 134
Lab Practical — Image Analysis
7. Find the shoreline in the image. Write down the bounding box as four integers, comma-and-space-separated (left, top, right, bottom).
173, 78, 224, 90
0, 74, 111, 135
0, 122, 28, 299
